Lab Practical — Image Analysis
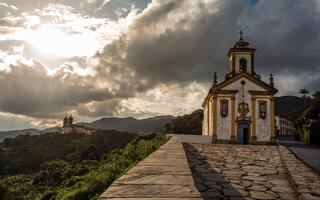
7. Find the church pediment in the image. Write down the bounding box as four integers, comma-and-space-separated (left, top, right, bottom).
214, 72, 277, 93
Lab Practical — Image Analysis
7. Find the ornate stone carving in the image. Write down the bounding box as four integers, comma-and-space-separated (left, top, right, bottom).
251, 71, 261, 79
225, 71, 235, 80
236, 102, 251, 121
269, 73, 274, 87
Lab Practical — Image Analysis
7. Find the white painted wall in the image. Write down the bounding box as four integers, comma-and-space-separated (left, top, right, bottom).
216, 97, 231, 140
222, 77, 270, 142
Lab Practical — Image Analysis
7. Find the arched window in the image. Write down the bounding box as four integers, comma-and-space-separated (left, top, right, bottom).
239, 58, 247, 72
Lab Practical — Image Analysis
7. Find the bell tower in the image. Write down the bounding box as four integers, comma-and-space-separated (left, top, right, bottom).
227, 30, 256, 76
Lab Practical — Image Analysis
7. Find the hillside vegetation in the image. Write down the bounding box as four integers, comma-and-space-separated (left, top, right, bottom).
0, 131, 170, 200
78, 115, 174, 134
274, 96, 311, 121
295, 91, 320, 144
164, 109, 203, 135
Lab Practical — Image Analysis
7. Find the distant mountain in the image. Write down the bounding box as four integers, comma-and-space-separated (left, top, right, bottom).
0, 115, 174, 142
77, 115, 175, 134
0, 126, 61, 142
0, 128, 41, 142
275, 96, 311, 121
42, 126, 61, 133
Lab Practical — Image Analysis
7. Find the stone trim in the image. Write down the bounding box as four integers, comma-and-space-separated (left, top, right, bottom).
270, 96, 275, 142
214, 72, 277, 93
251, 95, 257, 144
231, 94, 236, 143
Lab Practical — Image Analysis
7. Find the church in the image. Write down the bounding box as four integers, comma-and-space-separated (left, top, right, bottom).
61, 115, 96, 135
202, 32, 278, 144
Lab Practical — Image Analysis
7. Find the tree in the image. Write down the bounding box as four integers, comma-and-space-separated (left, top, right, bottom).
299, 88, 309, 98
165, 110, 203, 135
299, 88, 309, 108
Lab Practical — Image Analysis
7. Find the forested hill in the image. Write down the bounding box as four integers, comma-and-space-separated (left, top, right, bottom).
0, 130, 170, 200
0, 129, 41, 142
275, 96, 311, 121
0, 115, 173, 142
77, 115, 174, 134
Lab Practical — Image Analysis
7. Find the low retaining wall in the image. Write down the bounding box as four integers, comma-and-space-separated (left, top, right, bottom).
99, 137, 202, 199
278, 145, 320, 200
167, 134, 212, 144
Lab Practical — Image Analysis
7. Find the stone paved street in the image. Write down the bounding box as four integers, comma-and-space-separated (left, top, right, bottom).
184, 143, 298, 200
279, 145, 320, 200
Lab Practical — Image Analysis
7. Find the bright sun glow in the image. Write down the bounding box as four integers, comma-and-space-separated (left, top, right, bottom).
24, 24, 99, 58
29, 25, 68, 55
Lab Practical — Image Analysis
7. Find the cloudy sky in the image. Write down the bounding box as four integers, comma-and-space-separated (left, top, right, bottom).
0, 0, 319, 130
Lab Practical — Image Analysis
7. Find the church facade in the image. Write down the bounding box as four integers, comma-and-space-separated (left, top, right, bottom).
61, 115, 96, 135
202, 33, 278, 144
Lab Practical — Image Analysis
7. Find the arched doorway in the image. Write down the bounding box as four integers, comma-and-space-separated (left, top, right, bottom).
238, 123, 249, 144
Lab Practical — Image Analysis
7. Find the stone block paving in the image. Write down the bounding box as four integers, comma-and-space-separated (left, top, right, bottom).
99, 137, 202, 200
183, 143, 300, 200
278, 145, 320, 200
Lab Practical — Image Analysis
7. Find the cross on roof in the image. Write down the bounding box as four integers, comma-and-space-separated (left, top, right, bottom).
239, 30, 243, 40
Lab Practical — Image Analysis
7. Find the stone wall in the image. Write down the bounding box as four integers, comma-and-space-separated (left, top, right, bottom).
99, 137, 202, 199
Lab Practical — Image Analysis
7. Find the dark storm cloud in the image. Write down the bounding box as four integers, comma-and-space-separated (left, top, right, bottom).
244, 0, 320, 74
0, 0, 319, 124
94, 0, 319, 93
0, 60, 134, 119
95, 0, 246, 91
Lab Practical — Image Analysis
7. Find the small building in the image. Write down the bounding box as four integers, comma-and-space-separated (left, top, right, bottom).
201, 32, 278, 144
275, 116, 295, 136
61, 115, 96, 135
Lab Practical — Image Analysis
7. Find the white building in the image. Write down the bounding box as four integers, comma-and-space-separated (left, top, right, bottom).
202, 32, 278, 144
61, 115, 96, 135
275, 116, 295, 136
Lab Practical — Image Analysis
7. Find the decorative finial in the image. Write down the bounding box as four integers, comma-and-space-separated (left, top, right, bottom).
239, 30, 243, 40
213, 72, 217, 86
269, 73, 274, 87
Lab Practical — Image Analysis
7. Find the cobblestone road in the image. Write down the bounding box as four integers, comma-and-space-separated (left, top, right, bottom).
184, 143, 300, 200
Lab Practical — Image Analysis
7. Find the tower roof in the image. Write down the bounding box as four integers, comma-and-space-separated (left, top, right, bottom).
227, 30, 256, 56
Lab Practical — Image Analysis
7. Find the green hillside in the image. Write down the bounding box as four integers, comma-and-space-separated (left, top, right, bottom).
274, 96, 311, 121
0, 131, 170, 200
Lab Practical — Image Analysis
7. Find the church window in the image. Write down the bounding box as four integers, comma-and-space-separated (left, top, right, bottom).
239, 58, 247, 72
220, 100, 228, 117
259, 101, 267, 119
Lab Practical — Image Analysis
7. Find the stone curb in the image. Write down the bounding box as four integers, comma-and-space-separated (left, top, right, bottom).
279, 141, 320, 176
277, 144, 320, 200
277, 145, 302, 200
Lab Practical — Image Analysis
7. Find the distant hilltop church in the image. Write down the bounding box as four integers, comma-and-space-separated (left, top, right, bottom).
202, 31, 278, 144
61, 115, 96, 135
